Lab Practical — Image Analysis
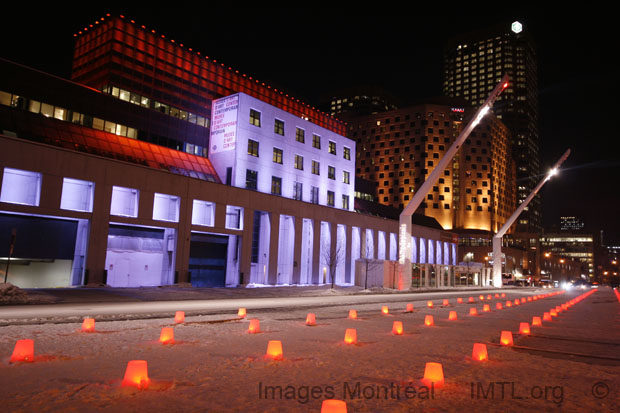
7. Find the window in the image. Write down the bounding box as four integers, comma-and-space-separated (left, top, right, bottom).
296, 128, 305, 143
246, 169, 258, 190
271, 176, 282, 195
328, 141, 336, 155
248, 139, 259, 157
274, 119, 284, 135
342, 195, 349, 210
250, 109, 261, 127
153, 193, 180, 222
273, 147, 283, 164
294, 154, 304, 170
225, 205, 244, 230
293, 182, 303, 201
192, 200, 214, 227
328, 166, 335, 180
327, 191, 335, 206
60, 178, 94, 212
343, 171, 350, 184
110, 186, 139, 218
311, 186, 319, 204
312, 160, 320, 175
343, 146, 351, 160
0, 168, 42, 206
312, 134, 321, 149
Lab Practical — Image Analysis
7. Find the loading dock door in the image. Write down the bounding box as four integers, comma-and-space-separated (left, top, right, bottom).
189, 233, 228, 287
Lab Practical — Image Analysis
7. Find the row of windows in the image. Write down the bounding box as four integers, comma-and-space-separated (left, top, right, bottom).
249, 109, 351, 159
0, 167, 244, 230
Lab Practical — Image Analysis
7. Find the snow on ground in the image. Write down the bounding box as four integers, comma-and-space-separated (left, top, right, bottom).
0, 288, 618, 412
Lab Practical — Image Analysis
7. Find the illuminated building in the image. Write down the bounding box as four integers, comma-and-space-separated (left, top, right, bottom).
443, 20, 540, 233
560, 216, 585, 232
540, 233, 594, 278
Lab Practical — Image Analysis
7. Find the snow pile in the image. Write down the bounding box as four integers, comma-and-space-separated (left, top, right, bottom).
0, 283, 30, 305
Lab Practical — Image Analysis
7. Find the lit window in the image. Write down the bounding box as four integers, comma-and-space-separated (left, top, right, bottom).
342, 195, 349, 210
343, 146, 351, 160
343, 171, 350, 184
271, 176, 282, 195
225, 205, 244, 230
192, 200, 214, 227
328, 166, 336, 180
296, 127, 305, 143
312, 160, 320, 175
329, 141, 337, 155
60, 178, 94, 212
294, 154, 303, 170
0, 168, 42, 207
274, 119, 285, 135
327, 190, 335, 207
312, 134, 321, 149
273, 148, 283, 164
110, 186, 139, 218
250, 109, 261, 127
153, 193, 180, 222
248, 139, 259, 157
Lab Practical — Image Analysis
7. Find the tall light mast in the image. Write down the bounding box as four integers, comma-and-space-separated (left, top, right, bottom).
397, 75, 510, 290
491, 149, 571, 287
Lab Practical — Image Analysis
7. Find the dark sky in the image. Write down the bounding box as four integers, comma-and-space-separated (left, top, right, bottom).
3, 7, 618, 243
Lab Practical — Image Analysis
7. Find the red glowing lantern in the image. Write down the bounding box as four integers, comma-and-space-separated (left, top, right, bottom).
501, 293, 506, 298
543, 312, 552, 322
306, 313, 316, 326
348, 309, 357, 319
344, 329, 357, 344
550, 309, 558, 317
483, 304, 490, 312
82, 318, 95, 333
506, 301, 512, 307
424, 315, 434, 326
448, 311, 457, 321
442, 299, 449, 306
159, 327, 175, 344
521, 298, 526, 304
527, 297, 532, 302
248, 319, 260, 334
427, 301, 434, 308
422, 362, 444, 387
10, 339, 34, 363
406, 303, 414, 312
514, 299, 520, 306
266, 340, 283, 360
496, 303, 503, 310
238, 308, 247, 318
495, 293, 500, 298
392, 321, 404, 335
321, 399, 347, 413
519, 322, 531, 335
174, 311, 185, 324
487, 294, 492, 300
468, 297, 475, 303
472, 343, 488, 361
457, 297, 463, 304
500, 331, 513, 346
479, 295, 485, 301
381, 306, 389, 315
469, 307, 478, 316
122, 360, 150, 389
532, 316, 542, 327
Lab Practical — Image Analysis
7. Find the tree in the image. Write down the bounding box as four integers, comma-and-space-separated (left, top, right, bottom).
358, 242, 377, 290
321, 239, 345, 289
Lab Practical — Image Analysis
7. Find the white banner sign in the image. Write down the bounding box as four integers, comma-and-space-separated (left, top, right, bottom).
210, 95, 239, 154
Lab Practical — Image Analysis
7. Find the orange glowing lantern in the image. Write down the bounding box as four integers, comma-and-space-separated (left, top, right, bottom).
266, 340, 283, 360
159, 327, 175, 344
348, 309, 357, 319
406, 303, 414, 312
448, 311, 457, 321
532, 316, 542, 327
543, 312, 552, 322
483, 304, 490, 312
468, 297, 475, 303
381, 306, 389, 315
238, 308, 247, 318
496, 303, 503, 310
121, 360, 150, 389
506, 301, 512, 307
442, 299, 449, 306
527, 297, 532, 302
422, 362, 444, 387
457, 297, 463, 304
424, 315, 434, 326
469, 307, 478, 316
81, 318, 95, 333
306, 313, 316, 326
472, 343, 488, 361
495, 293, 500, 298
10, 339, 34, 363
519, 322, 531, 335
521, 298, 526, 303
174, 311, 185, 324
501, 293, 506, 298
487, 294, 492, 300
427, 301, 434, 308
500, 331, 514, 346
514, 299, 520, 306
479, 295, 485, 301
392, 321, 404, 335
533, 296, 538, 301
550, 309, 558, 317
248, 319, 260, 334
321, 399, 347, 413
344, 329, 357, 344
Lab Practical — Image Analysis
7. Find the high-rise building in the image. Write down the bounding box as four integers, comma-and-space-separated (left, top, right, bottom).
443, 20, 540, 233
560, 216, 585, 232
348, 97, 516, 233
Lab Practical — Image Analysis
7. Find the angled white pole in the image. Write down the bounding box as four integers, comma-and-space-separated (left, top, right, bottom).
491, 149, 571, 287
397, 74, 510, 290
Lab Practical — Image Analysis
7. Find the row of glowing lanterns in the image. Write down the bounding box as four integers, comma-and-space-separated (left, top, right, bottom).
8, 289, 596, 412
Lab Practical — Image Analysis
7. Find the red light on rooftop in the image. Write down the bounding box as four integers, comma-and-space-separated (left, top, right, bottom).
266, 340, 283, 360
344, 329, 357, 344
122, 360, 150, 389
392, 321, 404, 335
472, 343, 488, 361
10, 339, 34, 363
159, 327, 174, 344
248, 319, 260, 334
422, 362, 444, 387
82, 318, 95, 333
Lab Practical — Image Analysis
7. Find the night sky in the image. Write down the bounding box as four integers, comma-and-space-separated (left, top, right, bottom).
3, 8, 618, 243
